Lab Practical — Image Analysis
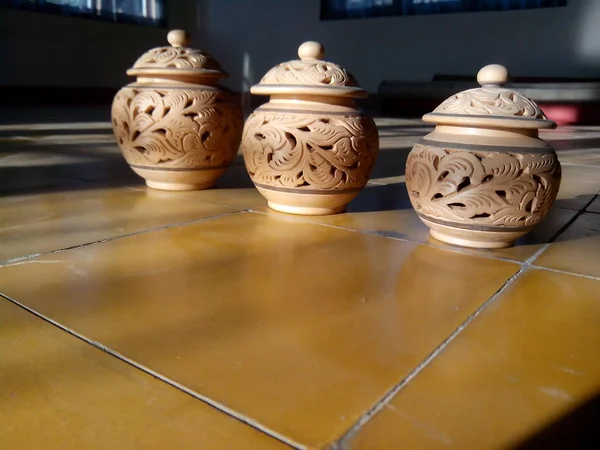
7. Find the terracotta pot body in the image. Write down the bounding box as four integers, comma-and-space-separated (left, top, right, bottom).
111, 30, 243, 191
405, 65, 562, 249
241, 42, 379, 215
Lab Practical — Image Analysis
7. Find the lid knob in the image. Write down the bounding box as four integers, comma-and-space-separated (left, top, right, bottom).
477, 64, 509, 87
167, 29, 191, 48
298, 41, 325, 61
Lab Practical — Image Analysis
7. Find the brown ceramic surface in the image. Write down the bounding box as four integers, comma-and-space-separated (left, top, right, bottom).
241, 42, 379, 215
406, 65, 562, 249
111, 30, 243, 191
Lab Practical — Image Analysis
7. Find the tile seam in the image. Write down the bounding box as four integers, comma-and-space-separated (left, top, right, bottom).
528, 265, 600, 282
332, 244, 551, 449
0, 209, 250, 267
0, 292, 303, 450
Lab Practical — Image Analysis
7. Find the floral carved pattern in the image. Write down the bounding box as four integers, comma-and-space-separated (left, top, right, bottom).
259, 60, 359, 87
241, 111, 379, 190
111, 88, 242, 168
433, 87, 547, 119
406, 143, 561, 228
133, 47, 222, 71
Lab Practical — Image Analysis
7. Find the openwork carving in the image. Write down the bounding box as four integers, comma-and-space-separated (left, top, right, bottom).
406, 143, 561, 228
241, 111, 379, 190
132, 46, 223, 72
112, 88, 242, 168
259, 60, 359, 88
433, 87, 547, 119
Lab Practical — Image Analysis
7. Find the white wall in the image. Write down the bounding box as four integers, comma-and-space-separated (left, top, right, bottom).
199, 0, 600, 93
0, 1, 200, 87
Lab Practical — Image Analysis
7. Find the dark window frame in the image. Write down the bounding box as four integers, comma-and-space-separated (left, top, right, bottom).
0, 0, 167, 28
320, 0, 568, 21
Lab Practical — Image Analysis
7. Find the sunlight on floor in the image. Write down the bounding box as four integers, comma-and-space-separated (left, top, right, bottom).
1, 112, 599, 449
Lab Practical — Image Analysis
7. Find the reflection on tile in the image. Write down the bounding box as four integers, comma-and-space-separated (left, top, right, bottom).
559, 164, 600, 184
0, 212, 519, 447
0, 297, 287, 450
0, 187, 239, 262
557, 150, 600, 167
533, 212, 600, 278
346, 269, 600, 450
262, 184, 578, 263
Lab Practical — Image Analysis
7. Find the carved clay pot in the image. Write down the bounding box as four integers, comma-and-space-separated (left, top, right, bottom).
111, 30, 243, 191
240, 41, 379, 215
405, 64, 561, 249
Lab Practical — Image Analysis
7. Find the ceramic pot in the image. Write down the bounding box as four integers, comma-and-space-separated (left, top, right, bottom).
240, 41, 379, 215
111, 30, 243, 191
405, 64, 561, 249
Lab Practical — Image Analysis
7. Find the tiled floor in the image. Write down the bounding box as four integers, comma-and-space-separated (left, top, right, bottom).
1, 109, 599, 449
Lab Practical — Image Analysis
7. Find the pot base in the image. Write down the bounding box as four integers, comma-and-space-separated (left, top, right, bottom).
256, 186, 359, 216
132, 166, 226, 192
267, 201, 346, 216
422, 218, 529, 249
146, 180, 216, 191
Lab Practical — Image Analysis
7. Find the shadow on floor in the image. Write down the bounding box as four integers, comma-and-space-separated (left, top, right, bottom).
347, 183, 412, 213
512, 392, 600, 450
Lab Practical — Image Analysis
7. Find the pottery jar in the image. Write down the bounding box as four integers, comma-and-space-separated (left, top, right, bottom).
111, 29, 243, 191
240, 41, 379, 215
405, 64, 561, 249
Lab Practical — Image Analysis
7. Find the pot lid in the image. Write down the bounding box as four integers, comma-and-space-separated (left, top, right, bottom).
126, 29, 227, 79
423, 64, 556, 130
251, 41, 367, 98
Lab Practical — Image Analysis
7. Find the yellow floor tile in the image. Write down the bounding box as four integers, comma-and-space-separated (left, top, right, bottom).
0, 212, 519, 448
0, 297, 288, 450
261, 184, 579, 263
533, 212, 600, 278
346, 269, 600, 450
0, 187, 240, 263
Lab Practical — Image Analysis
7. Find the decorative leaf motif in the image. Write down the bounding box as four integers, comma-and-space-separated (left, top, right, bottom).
133, 47, 221, 71
111, 88, 242, 168
240, 111, 379, 190
405, 144, 561, 228
433, 87, 547, 119
259, 60, 359, 87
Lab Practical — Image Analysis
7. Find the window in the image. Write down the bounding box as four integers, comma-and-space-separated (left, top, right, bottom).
0, 0, 166, 27
321, 0, 567, 21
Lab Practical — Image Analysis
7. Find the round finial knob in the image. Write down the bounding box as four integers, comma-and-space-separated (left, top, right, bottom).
477, 64, 509, 86
167, 29, 191, 48
298, 41, 325, 61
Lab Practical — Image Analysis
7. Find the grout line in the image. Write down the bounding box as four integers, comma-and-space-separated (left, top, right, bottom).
530, 192, 600, 265
528, 265, 600, 282
0, 292, 303, 450
332, 245, 551, 449
0, 210, 250, 267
